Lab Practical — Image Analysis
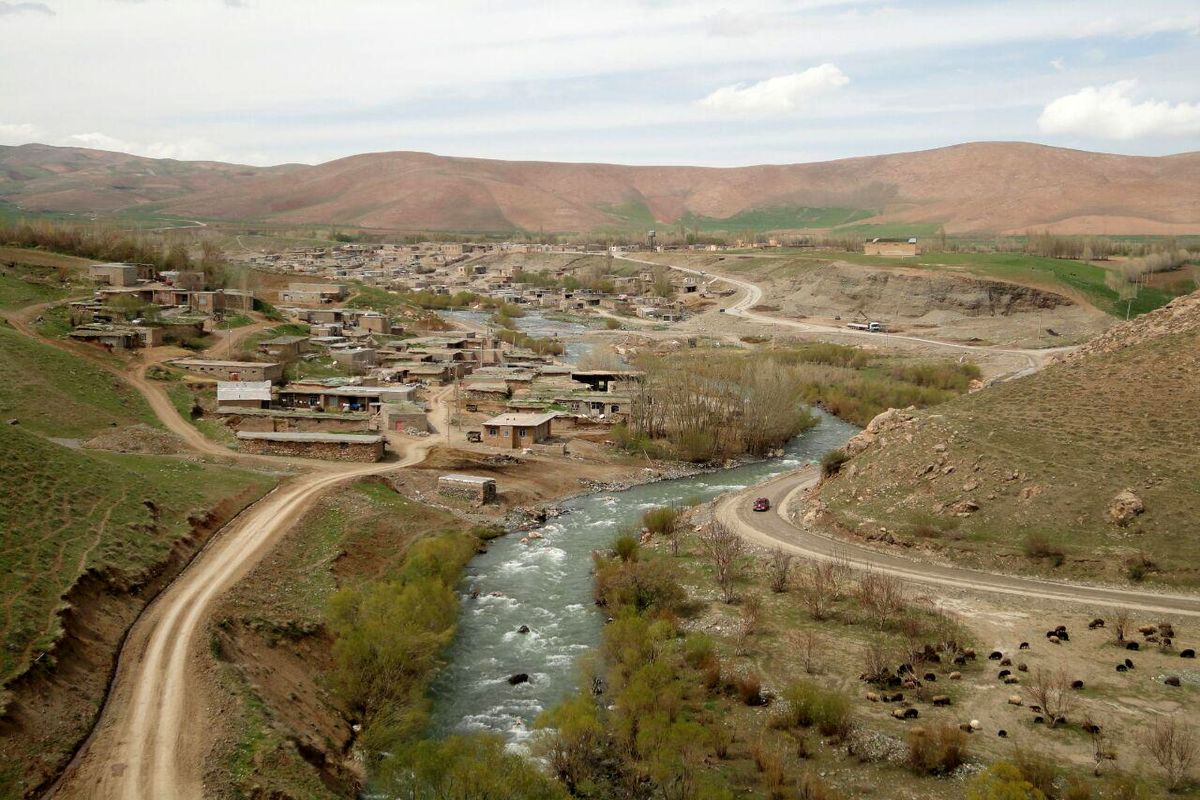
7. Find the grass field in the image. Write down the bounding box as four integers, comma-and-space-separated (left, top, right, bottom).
0, 323, 157, 438
0, 424, 273, 691
0, 246, 94, 310
821, 323, 1200, 587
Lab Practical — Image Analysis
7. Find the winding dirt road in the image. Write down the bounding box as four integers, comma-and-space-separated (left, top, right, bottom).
717, 466, 1200, 619
614, 254, 1077, 378
4, 298, 450, 799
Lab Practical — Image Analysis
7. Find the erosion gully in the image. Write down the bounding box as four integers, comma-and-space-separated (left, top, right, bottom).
428, 411, 858, 746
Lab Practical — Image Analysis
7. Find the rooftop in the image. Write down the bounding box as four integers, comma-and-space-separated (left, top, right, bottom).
175, 358, 280, 368
217, 381, 273, 401
482, 411, 558, 427
438, 474, 496, 485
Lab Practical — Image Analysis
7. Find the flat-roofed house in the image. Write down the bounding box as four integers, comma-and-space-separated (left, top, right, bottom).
217, 381, 273, 409
173, 359, 284, 383
257, 335, 309, 362
89, 263, 140, 287
276, 384, 416, 413
481, 411, 557, 449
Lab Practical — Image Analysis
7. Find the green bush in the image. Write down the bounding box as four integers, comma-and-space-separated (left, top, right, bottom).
777, 681, 853, 738
613, 532, 640, 563
967, 762, 1047, 800
642, 506, 680, 536
382, 734, 568, 799
821, 448, 849, 478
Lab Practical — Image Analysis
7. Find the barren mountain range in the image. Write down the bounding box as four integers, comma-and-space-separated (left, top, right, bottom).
2, 141, 1198, 235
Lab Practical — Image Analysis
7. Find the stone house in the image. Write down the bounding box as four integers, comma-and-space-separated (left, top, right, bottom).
481, 411, 557, 449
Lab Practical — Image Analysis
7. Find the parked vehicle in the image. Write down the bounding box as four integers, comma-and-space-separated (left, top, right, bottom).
752, 497, 770, 512
846, 321, 884, 332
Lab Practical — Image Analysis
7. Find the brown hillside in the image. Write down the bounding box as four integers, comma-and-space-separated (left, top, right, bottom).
813, 289, 1200, 587
3, 142, 1199, 234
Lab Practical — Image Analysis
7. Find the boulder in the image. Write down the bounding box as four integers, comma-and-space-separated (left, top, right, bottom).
1107, 490, 1144, 526
507, 673, 530, 685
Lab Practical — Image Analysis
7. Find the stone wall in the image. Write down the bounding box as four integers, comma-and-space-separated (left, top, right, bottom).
237, 438, 384, 462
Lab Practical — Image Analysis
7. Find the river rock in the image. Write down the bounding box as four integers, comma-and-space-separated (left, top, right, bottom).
507, 673, 530, 685
517, 625, 530, 634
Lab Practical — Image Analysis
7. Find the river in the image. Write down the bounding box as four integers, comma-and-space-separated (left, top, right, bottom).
442, 309, 597, 364
427, 411, 859, 746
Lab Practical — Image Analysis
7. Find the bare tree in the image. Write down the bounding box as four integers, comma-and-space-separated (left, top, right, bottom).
767, 549, 793, 593
801, 631, 822, 675
799, 560, 838, 621
1144, 715, 1197, 792
1112, 607, 1133, 643
700, 521, 744, 603
1024, 668, 1076, 728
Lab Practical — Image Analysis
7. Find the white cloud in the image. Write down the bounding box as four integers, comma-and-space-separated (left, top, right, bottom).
0, 2, 53, 16
1050, 58, 1065, 71
0, 122, 41, 144
698, 64, 849, 114
1038, 80, 1200, 139
67, 132, 229, 161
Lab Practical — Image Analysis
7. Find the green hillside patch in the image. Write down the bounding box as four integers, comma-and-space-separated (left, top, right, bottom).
597, 198, 657, 228
683, 205, 873, 232
0, 323, 157, 438
0, 424, 273, 690
819, 323, 1200, 587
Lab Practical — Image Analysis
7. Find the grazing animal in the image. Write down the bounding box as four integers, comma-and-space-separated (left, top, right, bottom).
1019, 642, 1030, 650
932, 695, 951, 707
998, 730, 1008, 738
1018, 663, 1029, 672
988, 651, 1003, 661
1180, 648, 1195, 659
949, 671, 962, 680
866, 691, 880, 702
998, 670, 1011, 679
924, 672, 937, 682
1088, 618, 1105, 629
1116, 664, 1128, 673
1125, 658, 1135, 669
1126, 642, 1139, 651
1007, 695, 1023, 706
1000, 657, 1013, 666
1033, 716, 1045, 724
1070, 680, 1084, 690
1004, 676, 1020, 685
1164, 676, 1182, 687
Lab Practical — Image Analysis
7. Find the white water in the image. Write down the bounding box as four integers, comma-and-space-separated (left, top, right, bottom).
427, 411, 859, 744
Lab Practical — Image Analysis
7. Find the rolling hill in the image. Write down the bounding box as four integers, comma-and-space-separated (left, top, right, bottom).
2, 142, 1198, 235
813, 288, 1200, 587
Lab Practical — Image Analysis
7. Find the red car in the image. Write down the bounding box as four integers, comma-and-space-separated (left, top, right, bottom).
752, 497, 770, 512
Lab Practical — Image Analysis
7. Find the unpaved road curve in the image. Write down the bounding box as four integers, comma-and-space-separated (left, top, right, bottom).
50, 447, 436, 800
5, 294, 451, 798
718, 466, 1200, 619
614, 254, 1077, 377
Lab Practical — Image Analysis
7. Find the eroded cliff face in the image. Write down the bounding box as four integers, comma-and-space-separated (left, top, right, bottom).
779, 263, 1073, 320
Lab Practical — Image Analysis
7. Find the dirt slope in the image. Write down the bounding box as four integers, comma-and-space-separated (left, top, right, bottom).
4, 142, 1199, 234
813, 289, 1200, 587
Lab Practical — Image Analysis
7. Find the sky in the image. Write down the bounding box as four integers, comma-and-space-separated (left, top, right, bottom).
1, 0, 1198, 167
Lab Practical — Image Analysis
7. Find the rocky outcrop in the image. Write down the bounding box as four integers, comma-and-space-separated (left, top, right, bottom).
1107, 490, 1145, 527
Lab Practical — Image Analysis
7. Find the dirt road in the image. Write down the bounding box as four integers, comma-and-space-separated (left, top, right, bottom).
4, 296, 454, 799
717, 466, 1200, 619
49, 443, 435, 800
615, 254, 1076, 378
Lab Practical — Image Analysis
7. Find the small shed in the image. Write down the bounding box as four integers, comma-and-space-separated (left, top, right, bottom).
437, 474, 497, 504
481, 411, 557, 449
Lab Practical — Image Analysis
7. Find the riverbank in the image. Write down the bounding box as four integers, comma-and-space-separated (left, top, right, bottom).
427, 413, 859, 747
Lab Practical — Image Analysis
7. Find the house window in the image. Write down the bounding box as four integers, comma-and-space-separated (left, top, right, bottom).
518, 427, 527, 438
485, 426, 498, 435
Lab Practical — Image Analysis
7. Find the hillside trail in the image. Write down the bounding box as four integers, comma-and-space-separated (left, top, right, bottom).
614, 254, 1078, 378
4, 295, 453, 799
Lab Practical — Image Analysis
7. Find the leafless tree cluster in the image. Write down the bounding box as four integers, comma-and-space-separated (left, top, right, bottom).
1112, 607, 1133, 643
767, 549, 793, 593
799, 560, 842, 621
1144, 716, 1197, 792
626, 353, 815, 461
854, 571, 908, 629
700, 521, 744, 603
